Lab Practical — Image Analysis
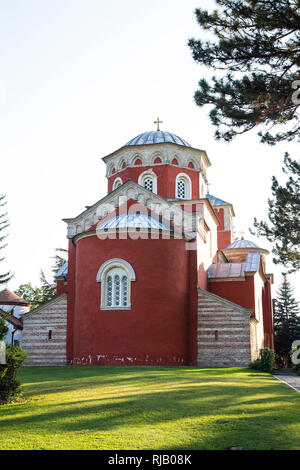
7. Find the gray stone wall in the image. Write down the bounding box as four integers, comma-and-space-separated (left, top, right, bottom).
197, 288, 252, 367
22, 294, 67, 366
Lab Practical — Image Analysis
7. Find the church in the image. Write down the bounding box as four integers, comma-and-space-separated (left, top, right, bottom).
22, 123, 274, 367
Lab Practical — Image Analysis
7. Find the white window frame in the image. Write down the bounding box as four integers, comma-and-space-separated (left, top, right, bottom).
96, 258, 136, 310
138, 169, 157, 194
175, 173, 192, 200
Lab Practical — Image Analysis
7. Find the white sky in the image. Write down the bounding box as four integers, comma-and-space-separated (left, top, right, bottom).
0, 0, 299, 300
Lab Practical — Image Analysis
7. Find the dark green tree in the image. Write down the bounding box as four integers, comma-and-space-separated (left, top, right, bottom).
251, 153, 300, 272
14, 283, 45, 311
0, 309, 8, 342
51, 248, 68, 276
15, 248, 67, 310
273, 273, 300, 366
0, 195, 12, 285
39, 247, 68, 301
188, 0, 300, 144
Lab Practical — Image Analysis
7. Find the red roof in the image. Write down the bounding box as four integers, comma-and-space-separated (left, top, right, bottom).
6, 314, 23, 330
0, 289, 30, 306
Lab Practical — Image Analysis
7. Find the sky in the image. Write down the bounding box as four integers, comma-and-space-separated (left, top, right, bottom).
0, 0, 299, 300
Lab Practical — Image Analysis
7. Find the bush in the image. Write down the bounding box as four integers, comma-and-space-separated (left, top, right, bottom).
0, 311, 8, 341
0, 345, 28, 404
249, 348, 275, 373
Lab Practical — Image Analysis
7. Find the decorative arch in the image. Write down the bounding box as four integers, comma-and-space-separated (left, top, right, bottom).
96, 259, 136, 310
187, 158, 200, 171
175, 173, 192, 200
138, 169, 158, 194
129, 153, 143, 166
118, 159, 127, 171
108, 163, 115, 176
150, 151, 163, 165
112, 177, 123, 190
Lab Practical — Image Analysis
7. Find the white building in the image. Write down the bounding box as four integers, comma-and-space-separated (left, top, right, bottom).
0, 289, 30, 346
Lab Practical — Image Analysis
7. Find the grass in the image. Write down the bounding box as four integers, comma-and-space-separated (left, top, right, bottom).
0, 366, 299, 450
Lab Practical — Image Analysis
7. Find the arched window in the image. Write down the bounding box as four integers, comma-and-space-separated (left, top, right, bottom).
112, 177, 123, 190
175, 173, 192, 200
143, 178, 153, 192
177, 180, 186, 198
97, 259, 136, 309
138, 170, 157, 194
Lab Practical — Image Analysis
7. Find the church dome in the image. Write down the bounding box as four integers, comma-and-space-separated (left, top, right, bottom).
224, 239, 260, 250
126, 130, 191, 147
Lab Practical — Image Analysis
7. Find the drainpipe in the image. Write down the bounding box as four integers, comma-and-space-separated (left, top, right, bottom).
11, 328, 17, 345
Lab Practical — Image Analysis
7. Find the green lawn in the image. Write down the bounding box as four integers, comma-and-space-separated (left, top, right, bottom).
0, 366, 299, 450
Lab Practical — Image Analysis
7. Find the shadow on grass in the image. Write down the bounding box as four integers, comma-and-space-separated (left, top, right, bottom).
1, 366, 298, 450
17, 366, 275, 398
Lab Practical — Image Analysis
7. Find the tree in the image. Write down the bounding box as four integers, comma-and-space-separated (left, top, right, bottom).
51, 248, 68, 276
14, 283, 45, 311
39, 247, 68, 301
273, 273, 300, 366
0, 194, 12, 285
15, 248, 67, 310
0, 309, 8, 342
188, 0, 300, 145
251, 153, 300, 272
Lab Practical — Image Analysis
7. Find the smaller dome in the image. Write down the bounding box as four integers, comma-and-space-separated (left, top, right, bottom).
224, 239, 260, 250
0, 289, 29, 305
126, 130, 191, 147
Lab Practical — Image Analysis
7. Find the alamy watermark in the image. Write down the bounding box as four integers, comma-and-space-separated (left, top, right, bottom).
94, 198, 205, 251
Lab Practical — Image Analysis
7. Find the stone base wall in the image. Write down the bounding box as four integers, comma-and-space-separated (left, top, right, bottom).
22, 294, 67, 366
197, 288, 252, 367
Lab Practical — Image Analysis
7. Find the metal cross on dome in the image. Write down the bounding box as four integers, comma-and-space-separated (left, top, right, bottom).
240, 230, 245, 240
154, 117, 163, 131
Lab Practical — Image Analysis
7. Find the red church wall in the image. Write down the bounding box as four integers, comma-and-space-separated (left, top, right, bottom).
208, 276, 255, 312
262, 279, 274, 349
108, 165, 200, 200
187, 248, 199, 365
216, 231, 232, 252
214, 208, 224, 230
197, 263, 208, 290
56, 280, 67, 296
67, 234, 193, 366
212, 208, 232, 251
66, 239, 76, 362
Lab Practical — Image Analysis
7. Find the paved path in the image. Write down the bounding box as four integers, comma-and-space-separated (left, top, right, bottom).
273, 368, 300, 394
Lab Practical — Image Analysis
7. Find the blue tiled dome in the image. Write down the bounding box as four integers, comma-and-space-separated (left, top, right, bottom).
224, 239, 260, 250
126, 130, 191, 147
